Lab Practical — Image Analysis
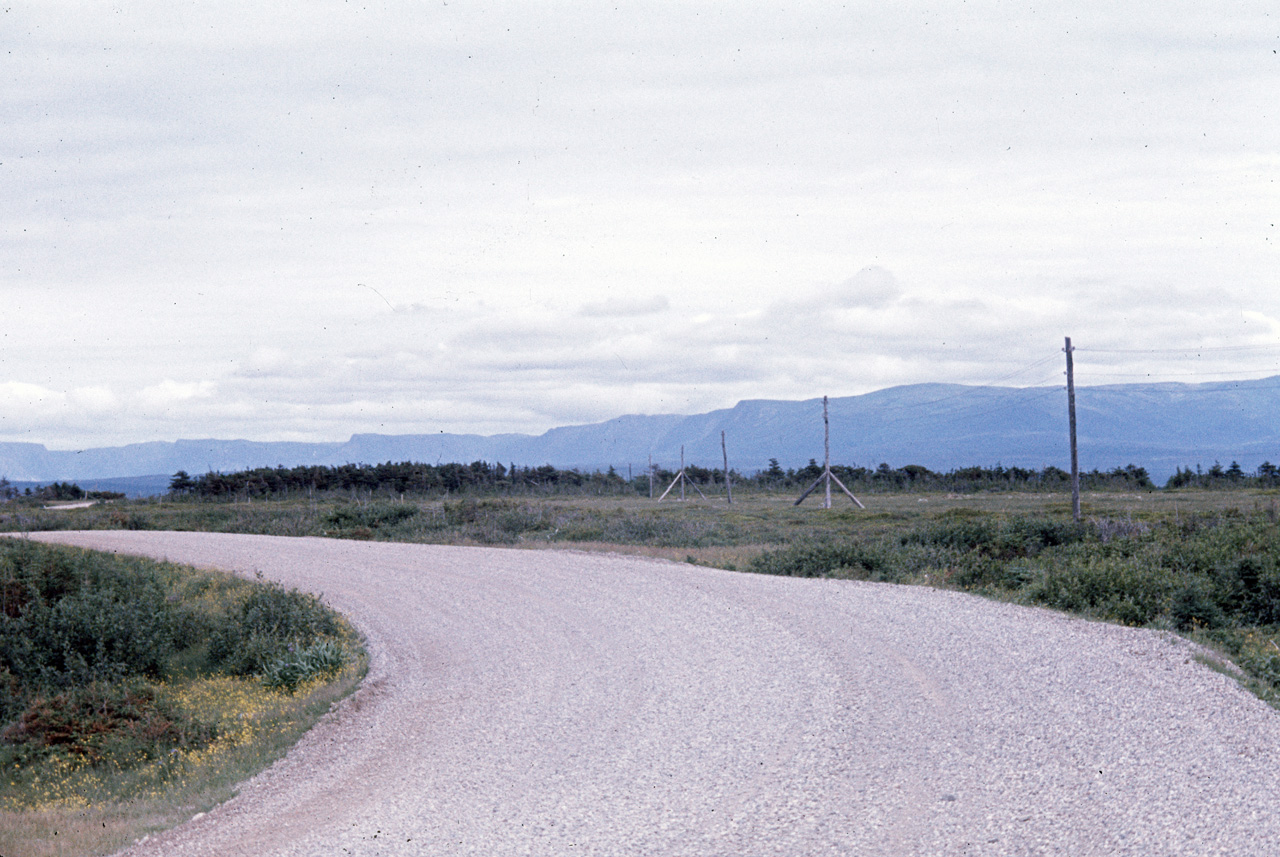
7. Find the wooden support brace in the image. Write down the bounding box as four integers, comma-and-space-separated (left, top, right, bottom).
793, 474, 827, 505
827, 470, 866, 509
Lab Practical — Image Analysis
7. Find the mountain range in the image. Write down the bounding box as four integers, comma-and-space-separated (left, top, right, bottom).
5, 377, 1280, 494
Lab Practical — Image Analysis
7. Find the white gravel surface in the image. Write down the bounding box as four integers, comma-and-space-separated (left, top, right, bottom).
24, 530, 1280, 856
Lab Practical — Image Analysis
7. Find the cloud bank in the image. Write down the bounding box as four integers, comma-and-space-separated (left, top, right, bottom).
2, 1, 1278, 447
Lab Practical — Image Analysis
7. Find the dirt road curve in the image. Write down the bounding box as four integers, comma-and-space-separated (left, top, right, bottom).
27, 531, 1280, 856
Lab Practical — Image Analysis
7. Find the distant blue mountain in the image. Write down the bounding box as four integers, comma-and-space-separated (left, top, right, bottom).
4, 377, 1280, 492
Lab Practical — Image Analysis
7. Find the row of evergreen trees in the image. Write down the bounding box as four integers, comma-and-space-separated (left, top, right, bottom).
0, 479, 123, 502
1165, 461, 1280, 488
10, 459, 1278, 504
162, 459, 1173, 500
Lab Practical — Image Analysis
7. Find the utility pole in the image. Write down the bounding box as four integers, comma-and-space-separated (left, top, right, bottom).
795, 395, 865, 508
648, 454, 653, 499
1065, 336, 1080, 522
722, 430, 733, 505
824, 398, 832, 509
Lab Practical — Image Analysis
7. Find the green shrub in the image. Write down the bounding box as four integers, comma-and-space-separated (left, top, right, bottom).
749, 541, 887, 579
1020, 554, 1171, 625
1170, 577, 1228, 630
324, 502, 418, 533
903, 515, 1086, 559
260, 640, 347, 691
206, 577, 343, 676
0, 543, 175, 695
0, 539, 360, 810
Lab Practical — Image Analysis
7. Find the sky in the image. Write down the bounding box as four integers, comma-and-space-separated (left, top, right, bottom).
3, 1, 1278, 449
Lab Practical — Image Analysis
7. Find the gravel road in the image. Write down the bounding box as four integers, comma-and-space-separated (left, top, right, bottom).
25, 530, 1280, 856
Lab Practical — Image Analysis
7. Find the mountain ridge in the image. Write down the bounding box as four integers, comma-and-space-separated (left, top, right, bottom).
4, 377, 1280, 488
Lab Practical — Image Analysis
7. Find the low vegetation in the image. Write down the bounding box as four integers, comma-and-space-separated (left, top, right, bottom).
0, 540, 364, 857
6, 460, 1280, 853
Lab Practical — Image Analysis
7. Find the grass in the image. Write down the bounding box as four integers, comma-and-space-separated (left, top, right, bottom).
0, 665, 363, 857
5, 483, 1243, 544
0, 541, 366, 857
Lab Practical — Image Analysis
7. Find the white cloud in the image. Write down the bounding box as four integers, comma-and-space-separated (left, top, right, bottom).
134, 380, 216, 411
0, 382, 66, 414
68, 386, 118, 413
579, 296, 671, 318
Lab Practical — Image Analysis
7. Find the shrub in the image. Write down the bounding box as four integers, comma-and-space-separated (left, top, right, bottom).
1020, 554, 1172, 626
749, 541, 888, 580
260, 640, 347, 691
206, 577, 343, 676
1, 680, 216, 766
903, 515, 1086, 559
1170, 577, 1228, 630
0, 543, 175, 694
323, 502, 418, 534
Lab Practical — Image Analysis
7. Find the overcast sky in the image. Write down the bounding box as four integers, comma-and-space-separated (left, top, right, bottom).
3, 1, 1278, 448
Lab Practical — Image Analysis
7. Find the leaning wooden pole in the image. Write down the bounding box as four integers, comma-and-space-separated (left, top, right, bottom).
1065, 336, 1080, 522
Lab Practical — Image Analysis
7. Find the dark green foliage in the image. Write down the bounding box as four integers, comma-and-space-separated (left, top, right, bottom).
177, 459, 642, 500
1, 541, 353, 773
160, 455, 1179, 505
749, 541, 886, 580
902, 514, 1086, 559
323, 502, 419, 535
37, 481, 86, 501
1021, 552, 1171, 626
206, 576, 343, 677
1170, 577, 1227, 630
1167, 461, 1280, 489
753, 462, 1150, 494
741, 512, 1280, 642
0, 543, 175, 703
260, 639, 347, 690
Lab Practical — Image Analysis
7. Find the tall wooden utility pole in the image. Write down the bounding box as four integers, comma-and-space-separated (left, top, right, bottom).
721, 430, 733, 505
822, 397, 831, 508
795, 395, 865, 509
1065, 336, 1080, 522
648, 454, 654, 499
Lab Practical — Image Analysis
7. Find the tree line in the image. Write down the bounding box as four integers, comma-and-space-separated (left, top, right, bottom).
0, 479, 124, 502
11, 457, 1279, 504
1165, 461, 1280, 489
158, 459, 1178, 500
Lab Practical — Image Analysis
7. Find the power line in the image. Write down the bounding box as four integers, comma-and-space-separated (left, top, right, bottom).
869, 383, 1064, 431
870, 353, 1063, 415
822, 340, 1280, 454
1083, 370, 1280, 379
1078, 344, 1280, 355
